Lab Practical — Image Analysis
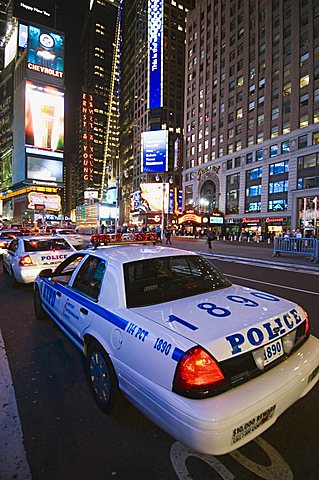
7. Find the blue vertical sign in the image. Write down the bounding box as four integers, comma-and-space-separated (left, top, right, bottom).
141, 130, 168, 173
148, 0, 163, 109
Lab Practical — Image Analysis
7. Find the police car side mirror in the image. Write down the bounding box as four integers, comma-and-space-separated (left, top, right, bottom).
39, 268, 54, 278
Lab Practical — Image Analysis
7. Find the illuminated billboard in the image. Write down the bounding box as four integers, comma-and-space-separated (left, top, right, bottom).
13, 1, 55, 27
25, 81, 64, 158
27, 25, 64, 84
148, 0, 163, 109
140, 183, 169, 213
141, 130, 168, 173
27, 156, 63, 183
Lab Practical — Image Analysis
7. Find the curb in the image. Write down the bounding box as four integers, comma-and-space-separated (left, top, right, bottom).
199, 252, 319, 272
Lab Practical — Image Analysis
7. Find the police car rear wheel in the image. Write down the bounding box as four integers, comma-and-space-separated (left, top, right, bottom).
11, 268, 20, 288
34, 287, 48, 321
87, 342, 118, 413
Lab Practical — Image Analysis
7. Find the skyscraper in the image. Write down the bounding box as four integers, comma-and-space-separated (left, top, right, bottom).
183, 0, 319, 238
74, 0, 120, 212
120, 0, 195, 228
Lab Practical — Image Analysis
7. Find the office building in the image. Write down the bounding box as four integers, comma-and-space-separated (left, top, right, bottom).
120, 0, 195, 228
183, 0, 319, 238
74, 0, 120, 212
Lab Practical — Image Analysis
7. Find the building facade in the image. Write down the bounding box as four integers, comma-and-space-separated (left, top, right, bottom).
0, 1, 66, 226
120, 0, 195, 228
183, 0, 319, 238
74, 0, 120, 213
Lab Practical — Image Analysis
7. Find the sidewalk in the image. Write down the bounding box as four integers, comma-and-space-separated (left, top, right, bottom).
173, 236, 319, 272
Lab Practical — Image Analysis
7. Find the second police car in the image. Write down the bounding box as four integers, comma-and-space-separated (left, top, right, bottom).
3, 235, 76, 286
33, 244, 319, 455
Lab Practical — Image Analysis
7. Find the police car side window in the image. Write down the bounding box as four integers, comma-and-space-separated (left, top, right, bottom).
72, 257, 106, 300
9, 239, 18, 252
52, 254, 85, 285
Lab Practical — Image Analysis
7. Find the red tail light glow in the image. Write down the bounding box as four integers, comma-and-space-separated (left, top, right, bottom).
19, 255, 33, 266
0, 242, 6, 247
173, 346, 228, 398
302, 307, 310, 334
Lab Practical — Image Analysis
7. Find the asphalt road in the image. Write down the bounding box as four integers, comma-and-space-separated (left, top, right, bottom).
0, 243, 319, 480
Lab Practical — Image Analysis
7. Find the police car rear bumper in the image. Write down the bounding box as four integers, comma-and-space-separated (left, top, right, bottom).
117, 334, 319, 456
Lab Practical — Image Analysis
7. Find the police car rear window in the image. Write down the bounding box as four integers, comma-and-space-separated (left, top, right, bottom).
23, 238, 73, 252
124, 255, 231, 308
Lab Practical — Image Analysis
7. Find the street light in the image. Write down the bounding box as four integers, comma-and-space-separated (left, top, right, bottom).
155, 173, 173, 238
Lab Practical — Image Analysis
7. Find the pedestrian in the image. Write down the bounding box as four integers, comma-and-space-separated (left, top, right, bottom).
206, 230, 213, 249
156, 225, 162, 241
165, 227, 172, 245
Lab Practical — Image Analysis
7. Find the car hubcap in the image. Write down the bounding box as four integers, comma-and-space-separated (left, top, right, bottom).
89, 351, 111, 403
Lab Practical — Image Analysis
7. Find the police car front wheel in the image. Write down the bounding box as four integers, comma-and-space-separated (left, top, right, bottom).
86, 342, 118, 414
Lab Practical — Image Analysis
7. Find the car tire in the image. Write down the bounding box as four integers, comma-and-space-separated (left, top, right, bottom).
86, 341, 118, 413
11, 267, 20, 288
34, 287, 48, 321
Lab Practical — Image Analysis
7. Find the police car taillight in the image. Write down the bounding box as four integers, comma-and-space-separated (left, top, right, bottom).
302, 308, 310, 334
0, 242, 6, 247
173, 346, 229, 398
19, 255, 33, 266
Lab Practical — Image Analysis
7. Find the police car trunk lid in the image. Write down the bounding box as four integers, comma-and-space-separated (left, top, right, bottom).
133, 284, 307, 362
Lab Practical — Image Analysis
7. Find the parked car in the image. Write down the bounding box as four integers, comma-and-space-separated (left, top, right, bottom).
3, 235, 76, 286
54, 228, 84, 249
0, 230, 24, 255
33, 244, 319, 455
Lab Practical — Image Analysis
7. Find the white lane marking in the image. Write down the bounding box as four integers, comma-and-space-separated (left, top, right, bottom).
0, 330, 32, 479
226, 274, 319, 296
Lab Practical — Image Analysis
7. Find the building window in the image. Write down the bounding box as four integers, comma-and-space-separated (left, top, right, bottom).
269, 161, 289, 175
281, 141, 290, 153
248, 167, 262, 180
270, 145, 278, 157
246, 152, 254, 164
227, 159, 233, 169
282, 121, 290, 134
298, 154, 317, 169
300, 74, 310, 88
233, 157, 240, 169
248, 135, 254, 146
299, 115, 308, 128
236, 108, 243, 119
271, 125, 279, 138
283, 82, 292, 96
313, 131, 319, 145
298, 134, 308, 149
257, 132, 264, 143
269, 180, 289, 193
268, 199, 288, 211
256, 149, 263, 161
300, 94, 309, 107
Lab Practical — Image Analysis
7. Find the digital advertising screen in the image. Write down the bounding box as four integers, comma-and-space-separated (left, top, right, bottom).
27, 25, 64, 85
13, 1, 55, 27
140, 183, 169, 213
141, 130, 168, 173
25, 81, 64, 158
27, 156, 63, 183
148, 0, 163, 109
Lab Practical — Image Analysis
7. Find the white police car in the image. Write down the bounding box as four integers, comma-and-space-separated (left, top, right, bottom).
0, 229, 23, 255
54, 228, 84, 249
33, 245, 319, 455
3, 235, 76, 286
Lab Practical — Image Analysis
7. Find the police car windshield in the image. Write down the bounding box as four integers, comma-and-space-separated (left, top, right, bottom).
124, 255, 231, 308
24, 238, 73, 252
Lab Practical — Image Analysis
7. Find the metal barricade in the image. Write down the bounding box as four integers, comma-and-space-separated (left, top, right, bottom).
273, 237, 319, 263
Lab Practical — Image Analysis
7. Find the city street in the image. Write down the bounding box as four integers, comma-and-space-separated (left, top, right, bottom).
1, 240, 319, 479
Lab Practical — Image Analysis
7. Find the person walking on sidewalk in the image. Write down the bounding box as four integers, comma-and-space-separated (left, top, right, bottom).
207, 230, 214, 249
165, 227, 172, 245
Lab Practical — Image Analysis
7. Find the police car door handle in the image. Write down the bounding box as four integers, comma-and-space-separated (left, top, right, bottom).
56, 292, 61, 297
80, 307, 88, 315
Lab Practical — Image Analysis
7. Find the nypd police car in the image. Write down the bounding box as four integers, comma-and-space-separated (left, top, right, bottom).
3, 235, 75, 286
33, 244, 319, 455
